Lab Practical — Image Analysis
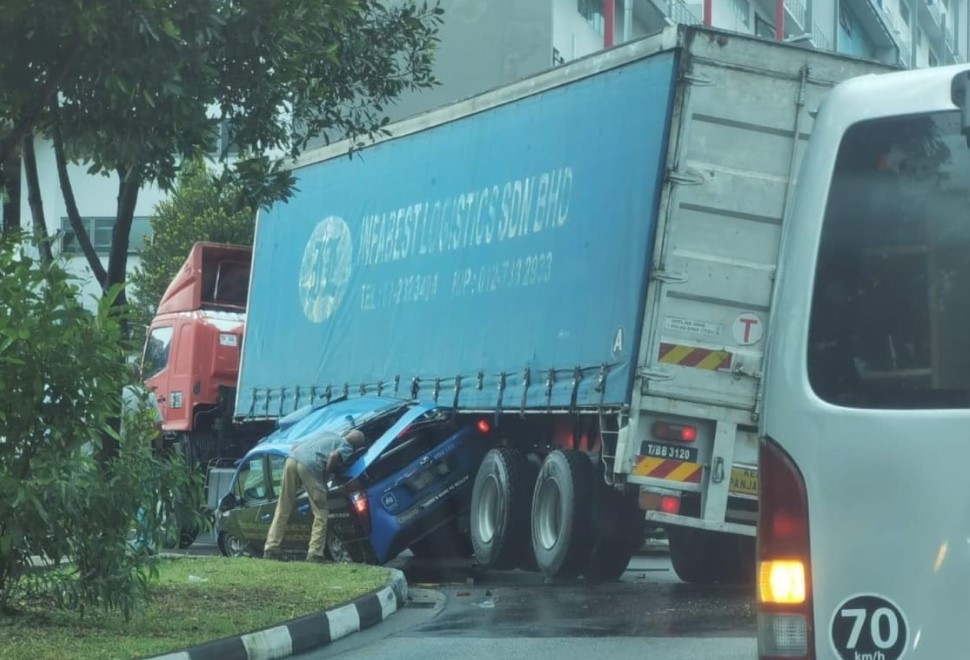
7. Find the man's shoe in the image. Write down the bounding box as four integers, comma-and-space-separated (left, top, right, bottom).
306, 554, 331, 564
263, 549, 287, 561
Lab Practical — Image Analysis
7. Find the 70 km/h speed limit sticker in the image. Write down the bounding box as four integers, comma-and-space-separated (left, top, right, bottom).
830, 594, 909, 660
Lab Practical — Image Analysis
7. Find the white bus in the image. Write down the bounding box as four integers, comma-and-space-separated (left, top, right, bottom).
758, 64, 970, 659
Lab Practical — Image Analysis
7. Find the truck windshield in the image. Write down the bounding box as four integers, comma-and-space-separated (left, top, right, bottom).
808, 110, 970, 409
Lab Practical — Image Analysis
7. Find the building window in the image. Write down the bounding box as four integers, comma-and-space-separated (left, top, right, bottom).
929, 49, 939, 66
60, 216, 152, 255
899, 1, 910, 26
917, 28, 923, 47
755, 14, 774, 39
731, 0, 751, 27
578, 0, 605, 34
839, 5, 853, 35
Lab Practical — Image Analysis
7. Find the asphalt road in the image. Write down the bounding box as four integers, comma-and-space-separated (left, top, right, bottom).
296, 553, 757, 660
177, 537, 757, 659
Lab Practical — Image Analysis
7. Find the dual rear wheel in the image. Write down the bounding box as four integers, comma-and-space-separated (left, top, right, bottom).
470, 447, 642, 580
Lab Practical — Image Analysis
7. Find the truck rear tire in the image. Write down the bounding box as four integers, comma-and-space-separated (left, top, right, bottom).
470, 448, 534, 569
530, 449, 595, 578
667, 528, 755, 585
583, 483, 644, 581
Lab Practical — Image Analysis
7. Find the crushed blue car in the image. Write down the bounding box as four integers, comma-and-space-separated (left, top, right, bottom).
214, 396, 494, 563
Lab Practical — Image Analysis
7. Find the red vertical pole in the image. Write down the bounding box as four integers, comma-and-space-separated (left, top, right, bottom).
775, 0, 785, 41
603, 0, 615, 48
703, 0, 712, 26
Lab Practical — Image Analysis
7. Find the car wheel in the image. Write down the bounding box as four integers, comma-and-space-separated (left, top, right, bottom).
530, 449, 595, 578
219, 532, 253, 558
583, 483, 644, 581
325, 531, 354, 563
470, 448, 535, 569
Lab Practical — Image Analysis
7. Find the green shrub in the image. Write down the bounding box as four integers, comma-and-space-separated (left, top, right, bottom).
0, 233, 204, 618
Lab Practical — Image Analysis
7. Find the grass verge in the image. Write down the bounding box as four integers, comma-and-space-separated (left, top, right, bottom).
0, 557, 389, 660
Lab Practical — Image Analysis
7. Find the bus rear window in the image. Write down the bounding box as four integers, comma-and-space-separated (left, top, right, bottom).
808, 111, 970, 409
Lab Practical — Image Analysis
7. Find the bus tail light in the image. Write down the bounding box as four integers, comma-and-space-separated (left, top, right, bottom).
757, 436, 813, 660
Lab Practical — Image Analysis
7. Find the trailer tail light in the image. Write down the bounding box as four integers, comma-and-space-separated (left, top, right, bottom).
660, 495, 680, 515
757, 437, 813, 660
476, 419, 490, 434
350, 491, 370, 534
652, 421, 697, 442
638, 492, 680, 515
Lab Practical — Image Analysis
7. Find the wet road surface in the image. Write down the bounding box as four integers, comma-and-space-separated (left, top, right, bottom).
298, 552, 757, 659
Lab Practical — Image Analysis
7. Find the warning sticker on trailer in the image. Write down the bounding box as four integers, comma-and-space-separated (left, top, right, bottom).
732, 313, 764, 346
664, 316, 723, 339
830, 594, 908, 660
658, 342, 733, 371
633, 455, 702, 484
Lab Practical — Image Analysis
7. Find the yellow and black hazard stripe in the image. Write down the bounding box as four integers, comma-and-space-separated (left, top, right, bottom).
633, 455, 703, 483
658, 342, 732, 371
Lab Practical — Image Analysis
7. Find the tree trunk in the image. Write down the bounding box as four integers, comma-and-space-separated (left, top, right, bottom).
96, 171, 140, 465
51, 108, 107, 287
0, 148, 22, 236
106, 169, 141, 310
22, 133, 53, 266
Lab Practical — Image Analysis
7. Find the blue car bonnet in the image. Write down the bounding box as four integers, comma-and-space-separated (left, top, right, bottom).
243, 396, 421, 466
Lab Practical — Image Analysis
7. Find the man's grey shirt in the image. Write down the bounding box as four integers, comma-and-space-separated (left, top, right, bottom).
290, 429, 354, 475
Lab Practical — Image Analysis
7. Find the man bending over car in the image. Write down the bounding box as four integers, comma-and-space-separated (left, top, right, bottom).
263, 428, 367, 562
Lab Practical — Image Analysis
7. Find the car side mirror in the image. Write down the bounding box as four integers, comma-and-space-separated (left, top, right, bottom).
219, 492, 238, 511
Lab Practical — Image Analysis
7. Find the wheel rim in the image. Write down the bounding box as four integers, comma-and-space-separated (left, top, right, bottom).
476, 474, 501, 544
225, 534, 247, 557
327, 534, 353, 563
536, 476, 562, 551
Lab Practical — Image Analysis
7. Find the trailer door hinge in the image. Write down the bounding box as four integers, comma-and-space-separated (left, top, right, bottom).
682, 72, 715, 86
651, 268, 688, 284
638, 367, 672, 382
666, 169, 704, 186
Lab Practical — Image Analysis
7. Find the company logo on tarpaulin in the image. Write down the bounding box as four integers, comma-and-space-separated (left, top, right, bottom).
299, 216, 353, 323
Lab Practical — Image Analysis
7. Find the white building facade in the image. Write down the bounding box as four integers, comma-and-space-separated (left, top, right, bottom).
554, 0, 968, 68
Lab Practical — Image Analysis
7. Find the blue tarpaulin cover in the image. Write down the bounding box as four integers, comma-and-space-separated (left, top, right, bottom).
236, 51, 678, 418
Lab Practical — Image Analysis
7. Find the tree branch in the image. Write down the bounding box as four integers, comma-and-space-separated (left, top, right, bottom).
22, 133, 53, 266
50, 104, 107, 286
0, 33, 84, 166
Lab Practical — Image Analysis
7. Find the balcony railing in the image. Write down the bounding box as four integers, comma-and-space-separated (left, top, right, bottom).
811, 22, 832, 51
927, 0, 947, 30
667, 0, 701, 26
784, 0, 807, 29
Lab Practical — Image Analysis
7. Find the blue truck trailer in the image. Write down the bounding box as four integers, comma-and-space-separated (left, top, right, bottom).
158, 25, 893, 581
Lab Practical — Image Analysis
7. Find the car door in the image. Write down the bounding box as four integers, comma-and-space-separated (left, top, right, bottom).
227, 454, 273, 549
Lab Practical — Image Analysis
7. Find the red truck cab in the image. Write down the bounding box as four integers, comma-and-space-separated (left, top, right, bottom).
142, 242, 251, 454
